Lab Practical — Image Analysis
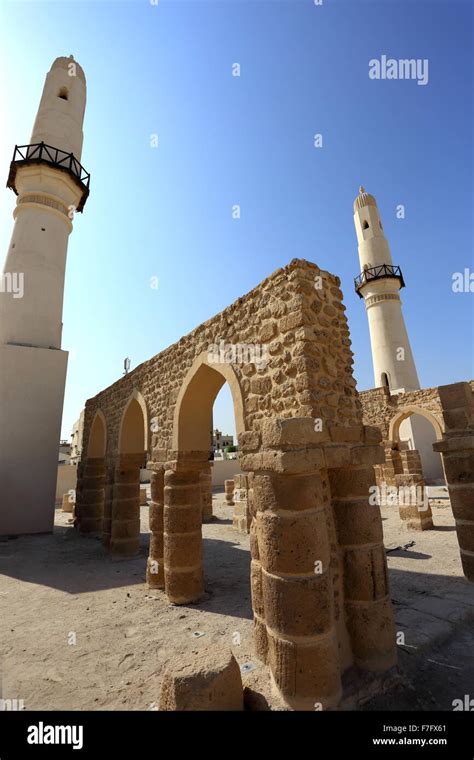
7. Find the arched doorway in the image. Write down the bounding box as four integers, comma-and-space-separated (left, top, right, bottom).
148, 354, 246, 604
110, 391, 148, 556
390, 406, 444, 484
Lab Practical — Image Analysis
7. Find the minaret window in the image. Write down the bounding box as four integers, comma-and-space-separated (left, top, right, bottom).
381, 372, 389, 389
58, 87, 69, 100
363, 220, 369, 230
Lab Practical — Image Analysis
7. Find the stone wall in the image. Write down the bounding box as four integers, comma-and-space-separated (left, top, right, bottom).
359, 385, 444, 442
77, 258, 396, 710
82, 259, 362, 465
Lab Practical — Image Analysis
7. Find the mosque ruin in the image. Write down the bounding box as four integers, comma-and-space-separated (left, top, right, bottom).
1, 56, 473, 712
75, 252, 474, 709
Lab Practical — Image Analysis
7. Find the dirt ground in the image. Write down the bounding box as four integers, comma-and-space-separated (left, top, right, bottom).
1, 491, 473, 711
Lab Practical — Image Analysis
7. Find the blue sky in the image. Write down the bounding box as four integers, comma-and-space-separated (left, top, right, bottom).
0, 0, 472, 440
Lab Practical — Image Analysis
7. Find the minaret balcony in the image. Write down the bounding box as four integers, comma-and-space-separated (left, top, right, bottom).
6, 142, 90, 212
354, 263, 405, 298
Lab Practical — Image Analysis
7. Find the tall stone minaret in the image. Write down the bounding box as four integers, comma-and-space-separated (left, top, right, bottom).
0, 56, 89, 535
353, 186, 420, 393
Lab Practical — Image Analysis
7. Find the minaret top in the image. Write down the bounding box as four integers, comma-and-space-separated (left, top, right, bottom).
50, 55, 86, 84
354, 186, 377, 213
29, 54, 87, 161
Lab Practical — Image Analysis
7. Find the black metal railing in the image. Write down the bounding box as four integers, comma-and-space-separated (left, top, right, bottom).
6, 142, 90, 212
354, 263, 405, 297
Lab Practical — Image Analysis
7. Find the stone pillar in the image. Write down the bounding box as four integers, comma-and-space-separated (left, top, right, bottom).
224, 479, 234, 506
328, 427, 397, 672
110, 453, 142, 557
101, 463, 115, 549
434, 382, 474, 582
396, 449, 433, 530
147, 468, 165, 589
200, 466, 213, 522
78, 456, 105, 534
255, 468, 341, 710
232, 474, 250, 533
163, 452, 207, 604
249, 514, 267, 663
61, 492, 74, 513
241, 421, 345, 711
384, 445, 403, 484
241, 419, 397, 710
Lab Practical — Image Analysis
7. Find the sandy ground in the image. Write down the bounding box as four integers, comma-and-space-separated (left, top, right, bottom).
1, 492, 473, 711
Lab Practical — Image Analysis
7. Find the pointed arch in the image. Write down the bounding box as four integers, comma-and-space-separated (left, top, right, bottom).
87, 409, 107, 458
118, 389, 149, 455
172, 352, 245, 451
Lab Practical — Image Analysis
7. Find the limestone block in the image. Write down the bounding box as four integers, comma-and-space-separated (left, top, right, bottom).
332, 498, 384, 545
224, 479, 235, 506
164, 504, 202, 534
61, 492, 74, 513
232, 500, 249, 533
345, 597, 397, 671
159, 647, 243, 711
261, 417, 330, 447
237, 431, 261, 453
164, 566, 204, 604
266, 629, 341, 709
438, 381, 474, 412
253, 471, 326, 512
262, 570, 333, 637
256, 508, 331, 575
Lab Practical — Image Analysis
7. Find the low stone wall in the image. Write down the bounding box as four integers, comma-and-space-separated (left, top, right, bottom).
55, 463, 77, 507
359, 385, 444, 443
211, 460, 241, 487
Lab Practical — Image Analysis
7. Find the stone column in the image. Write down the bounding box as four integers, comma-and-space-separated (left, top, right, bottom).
224, 479, 234, 506
110, 453, 143, 557
163, 452, 207, 604
434, 382, 474, 581
101, 463, 115, 549
147, 468, 165, 589
255, 468, 341, 710
78, 456, 105, 534
61, 492, 74, 513
396, 449, 433, 531
241, 421, 342, 711
249, 513, 267, 663
199, 466, 213, 522
328, 425, 397, 673
384, 445, 403, 485
232, 474, 250, 533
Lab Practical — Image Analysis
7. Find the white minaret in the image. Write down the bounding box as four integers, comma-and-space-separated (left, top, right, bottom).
0, 56, 89, 535
353, 186, 420, 393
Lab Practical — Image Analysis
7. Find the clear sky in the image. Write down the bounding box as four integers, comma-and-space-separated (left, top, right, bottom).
0, 0, 472, 440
